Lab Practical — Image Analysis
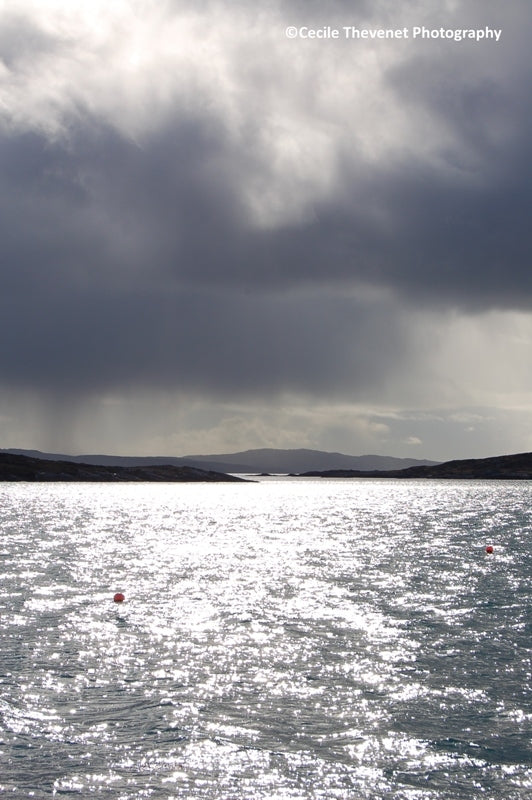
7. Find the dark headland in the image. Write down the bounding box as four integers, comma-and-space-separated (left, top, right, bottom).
2, 450, 532, 482
0, 452, 247, 482
299, 451, 532, 480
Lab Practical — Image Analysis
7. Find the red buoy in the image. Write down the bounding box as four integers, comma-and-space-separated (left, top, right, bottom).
113, 592, 125, 603
485, 545, 494, 554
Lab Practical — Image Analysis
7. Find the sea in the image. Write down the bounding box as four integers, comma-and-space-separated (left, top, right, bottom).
0, 478, 530, 799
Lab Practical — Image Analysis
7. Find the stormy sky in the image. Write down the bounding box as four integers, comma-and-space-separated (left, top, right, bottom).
1, 0, 531, 460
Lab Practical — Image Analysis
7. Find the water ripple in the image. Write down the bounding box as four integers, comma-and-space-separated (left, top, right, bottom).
0, 480, 530, 798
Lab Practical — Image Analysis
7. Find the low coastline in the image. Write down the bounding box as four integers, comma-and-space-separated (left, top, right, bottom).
2, 450, 532, 482
0, 452, 247, 482
298, 451, 532, 480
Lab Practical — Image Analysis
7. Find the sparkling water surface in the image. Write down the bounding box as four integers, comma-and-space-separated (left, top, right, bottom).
0, 479, 530, 799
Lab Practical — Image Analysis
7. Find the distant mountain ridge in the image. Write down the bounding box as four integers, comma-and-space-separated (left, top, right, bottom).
1, 448, 438, 474
183, 448, 439, 473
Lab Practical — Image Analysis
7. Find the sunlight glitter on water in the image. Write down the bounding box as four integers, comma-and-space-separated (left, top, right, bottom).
0, 480, 530, 799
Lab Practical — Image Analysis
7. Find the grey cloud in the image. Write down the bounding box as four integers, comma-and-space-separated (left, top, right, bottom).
6, 97, 530, 302
0, 13, 61, 70
1, 0, 530, 429
1, 256, 411, 400
1, 115, 530, 403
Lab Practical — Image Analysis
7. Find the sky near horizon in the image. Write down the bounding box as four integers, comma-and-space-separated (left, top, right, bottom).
0, 0, 531, 461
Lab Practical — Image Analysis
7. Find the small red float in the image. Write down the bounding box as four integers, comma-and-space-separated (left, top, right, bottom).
113, 592, 125, 603
485, 545, 494, 554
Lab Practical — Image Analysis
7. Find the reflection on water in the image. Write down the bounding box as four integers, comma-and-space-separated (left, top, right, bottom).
0, 480, 530, 798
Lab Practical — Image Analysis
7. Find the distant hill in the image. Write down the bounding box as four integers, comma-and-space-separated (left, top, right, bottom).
2, 448, 438, 474
0, 452, 247, 482
300, 451, 532, 480
183, 448, 438, 473
2, 449, 529, 481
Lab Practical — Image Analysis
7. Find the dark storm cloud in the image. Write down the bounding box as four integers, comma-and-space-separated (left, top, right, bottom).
0, 124, 409, 398
4, 95, 530, 297
1, 212, 410, 399
1, 0, 531, 405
